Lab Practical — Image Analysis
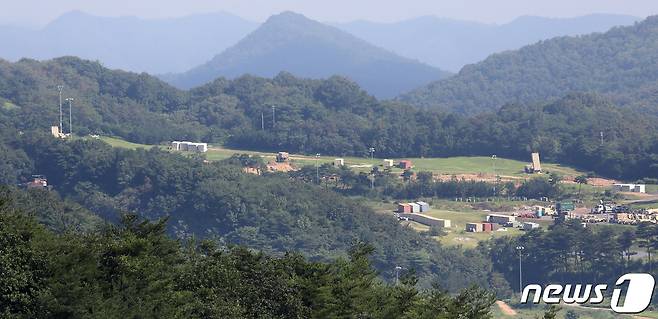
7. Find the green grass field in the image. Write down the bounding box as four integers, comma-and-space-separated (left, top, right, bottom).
99, 136, 156, 150
420, 209, 526, 248
98, 136, 585, 178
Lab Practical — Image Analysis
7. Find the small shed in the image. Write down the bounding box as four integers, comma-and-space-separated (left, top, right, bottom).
409, 203, 421, 213
334, 158, 345, 166
383, 159, 394, 168
466, 223, 484, 233
416, 201, 430, 212
482, 223, 494, 232
399, 160, 413, 170
487, 214, 516, 224
397, 203, 412, 213
522, 222, 540, 231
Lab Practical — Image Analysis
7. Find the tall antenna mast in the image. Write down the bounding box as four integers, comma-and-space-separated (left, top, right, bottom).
65, 98, 74, 136
57, 85, 64, 132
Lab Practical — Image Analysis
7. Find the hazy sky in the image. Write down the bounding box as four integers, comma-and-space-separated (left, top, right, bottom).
2, 0, 657, 27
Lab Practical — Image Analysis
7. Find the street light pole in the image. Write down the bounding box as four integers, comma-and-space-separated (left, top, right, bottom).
271, 105, 276, 128
65, 98, 74, 136
516, 245, 525, 294
57, 85, 63, 133
369, 147, 375, 189
492, 155, 497, 198
395, 266, 403, 285
315, 153, 321, 184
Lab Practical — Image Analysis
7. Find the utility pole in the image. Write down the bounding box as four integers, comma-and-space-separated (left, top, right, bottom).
395, 266, 403, 285
315, 153, 321, 184
65, 98, 74, 135
57, 85, 63, 133
516, 246, 525, 294
261, 112, 265, 130
492, 155, 497, 198
271, 105, 276, 128
369, 147, 376, 189
600, 131, 604, 146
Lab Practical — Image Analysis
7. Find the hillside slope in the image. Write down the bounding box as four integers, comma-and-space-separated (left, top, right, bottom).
400, 16, 658, 114
337, 14, 638, 72
165, 12, 450, 98
0, 57, 655, 179
0, 11, 258, 74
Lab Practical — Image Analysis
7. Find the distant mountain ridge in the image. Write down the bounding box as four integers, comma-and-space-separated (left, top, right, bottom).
336, 14, 639, 72
399, 15, 658, 114
163, 11, 451, 98
0, 11, 258, 74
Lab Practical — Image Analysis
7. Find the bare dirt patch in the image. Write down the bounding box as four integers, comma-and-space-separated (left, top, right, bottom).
495, 300, 517, 316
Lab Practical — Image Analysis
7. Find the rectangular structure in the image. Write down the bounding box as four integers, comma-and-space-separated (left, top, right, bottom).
397, 203, 411, 213
383, 159, 394, 168
334, 158, 344, 166
466, 223, 484, 232
409, 203, 421, 213
416, 201, 430, 212
613, 184, 646, 193
399, 213, 451, 228
531, 152, 542, 172
522, 222, 540, 231
171, 141, 208, 153
399, 160, 413, 170
487, 214, 516, 224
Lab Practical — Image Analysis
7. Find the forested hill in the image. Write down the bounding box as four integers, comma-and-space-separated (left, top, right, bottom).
400, 15, 658, 115
0, 134, 495, 291
336, 14, 638, 72
0, 57, 655, 179
0, 56, 197, 143
163, 11, 450, 98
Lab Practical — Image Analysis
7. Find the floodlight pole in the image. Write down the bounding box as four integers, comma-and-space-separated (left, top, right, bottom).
395, 266, 403, 285
315, 153, 321, 184
369, 147, 376, 189
492, 155, 497, 197
65, 98, 74, 135
516, 246, 525, 293
57, 85, 63, 132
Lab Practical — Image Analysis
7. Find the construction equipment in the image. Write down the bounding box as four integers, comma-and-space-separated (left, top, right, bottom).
524, 152, 542, 173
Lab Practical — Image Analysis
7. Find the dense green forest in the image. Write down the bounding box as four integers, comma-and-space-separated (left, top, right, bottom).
401, 15, 658, 114
0, 134, 496, 291
481, 220, 657, 295
0, 57, 655, 179
0, 195, 500, 318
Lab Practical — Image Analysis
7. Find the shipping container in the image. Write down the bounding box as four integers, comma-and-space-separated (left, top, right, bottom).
466, 223, 484, 232
487, 214, 516, 224
397, 203, 412, 213
398, 160, 413, 170
416, 201, 430, 212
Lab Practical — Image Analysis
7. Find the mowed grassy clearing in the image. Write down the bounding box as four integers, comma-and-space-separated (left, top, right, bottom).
421, 209, 525, 249
98, 137, 584, 178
